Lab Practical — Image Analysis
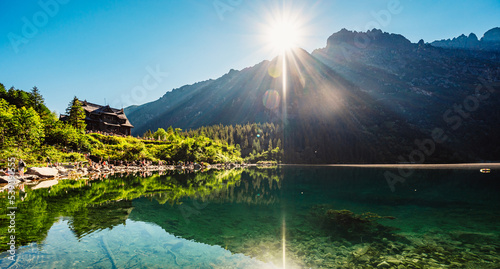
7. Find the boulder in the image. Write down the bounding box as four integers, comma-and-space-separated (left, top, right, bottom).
78, 168, 88, 175
57, 167, 68, 174
19, 175, 39, 182
26, 167, 59, 178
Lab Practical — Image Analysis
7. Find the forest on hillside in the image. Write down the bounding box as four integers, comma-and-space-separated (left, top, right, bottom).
141, 123, 283, 164
0, 84, 242, 167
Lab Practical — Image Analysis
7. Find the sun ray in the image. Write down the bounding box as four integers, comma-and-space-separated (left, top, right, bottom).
282, 51, 288, 124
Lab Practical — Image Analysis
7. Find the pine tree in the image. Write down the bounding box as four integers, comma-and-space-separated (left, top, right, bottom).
0, 83, 6, 97
143, 130, 153, 138
252, 138, 261, 153
65, 96, 86, 131
242, 136, 249, 149
167, 126, 174, 134
29, 87, 43, 111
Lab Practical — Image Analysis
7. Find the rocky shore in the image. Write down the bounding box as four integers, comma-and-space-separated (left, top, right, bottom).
0, 162, 250, 191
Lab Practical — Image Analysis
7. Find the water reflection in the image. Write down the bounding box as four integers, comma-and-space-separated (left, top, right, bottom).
0, 168, 282, 253
1, 166, 499, 268
0, 219, 277, 268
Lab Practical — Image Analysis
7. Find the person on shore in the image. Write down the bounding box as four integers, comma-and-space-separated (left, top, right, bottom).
18, 159, 26, 176
46, 156, 51, 167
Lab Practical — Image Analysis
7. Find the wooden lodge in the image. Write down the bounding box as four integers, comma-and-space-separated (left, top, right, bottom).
62, 100, 134, 136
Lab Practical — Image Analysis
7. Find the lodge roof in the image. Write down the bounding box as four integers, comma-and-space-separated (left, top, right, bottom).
80, 100, 134, 128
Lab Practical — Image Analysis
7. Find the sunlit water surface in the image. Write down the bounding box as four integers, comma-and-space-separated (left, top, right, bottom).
1, 166, 499, 268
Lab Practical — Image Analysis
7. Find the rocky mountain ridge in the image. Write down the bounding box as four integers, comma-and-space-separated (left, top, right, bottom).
430, 27, 500, 51
125, 28, 500, 163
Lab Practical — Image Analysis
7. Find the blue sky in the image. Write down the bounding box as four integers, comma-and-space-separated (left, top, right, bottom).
1, 0, 499, 115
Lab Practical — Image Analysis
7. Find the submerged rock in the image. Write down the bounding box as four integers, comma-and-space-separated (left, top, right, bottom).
32, 179, 58, 189
0, 176, 21, 185
0, 176, 10, 183
377, 261, 390, 268
386, 257, 401, 265
0, 174, 37, 183
311, 205, 399, 243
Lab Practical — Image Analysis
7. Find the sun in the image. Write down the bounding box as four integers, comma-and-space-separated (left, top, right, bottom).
259, 4, 306, 54
254, 2, 311, 57
266, 20, 300, 52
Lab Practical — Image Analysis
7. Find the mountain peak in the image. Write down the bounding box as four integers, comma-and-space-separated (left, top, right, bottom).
482, 27, 500, 42
430, 27, 500, 51
326, 28, 411, 49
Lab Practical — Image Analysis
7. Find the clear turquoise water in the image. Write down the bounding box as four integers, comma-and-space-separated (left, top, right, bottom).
1, 166, 499, 268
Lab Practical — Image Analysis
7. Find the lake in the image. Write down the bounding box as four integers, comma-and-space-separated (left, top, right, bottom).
1, 166, 499, 268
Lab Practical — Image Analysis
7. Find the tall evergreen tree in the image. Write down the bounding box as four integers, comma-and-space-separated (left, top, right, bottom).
29, 87, 43, 110
65, 96, 86, 131
143, 129, 153, 139
0, 83, 6, 96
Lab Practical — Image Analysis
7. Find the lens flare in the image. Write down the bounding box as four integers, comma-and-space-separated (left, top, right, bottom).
299, 74, 306, 88
263, 90, 280, 110
268, 64, 282, 78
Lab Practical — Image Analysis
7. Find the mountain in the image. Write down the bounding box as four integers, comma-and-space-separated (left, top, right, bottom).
125, 62, 279, 132
312, 28, 500, 162
430, 27, 500, 51
126, 28, 500, 163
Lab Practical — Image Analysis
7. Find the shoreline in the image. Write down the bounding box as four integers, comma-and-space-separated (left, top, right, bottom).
2, 162, 496, 191
0, 163, 254, 190
281, 163, 500, 169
